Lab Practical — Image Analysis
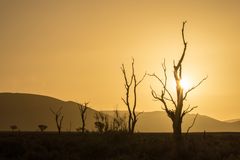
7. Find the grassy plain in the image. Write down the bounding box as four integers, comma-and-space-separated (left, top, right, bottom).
0, 132, 239, 160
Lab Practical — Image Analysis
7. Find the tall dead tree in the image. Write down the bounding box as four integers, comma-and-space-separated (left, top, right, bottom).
149, 21, 207, 139
121, 59, 146, 133
78, 102, 88, 133
50, 106, 64, 134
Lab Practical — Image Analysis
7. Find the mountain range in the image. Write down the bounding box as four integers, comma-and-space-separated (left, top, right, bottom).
0, 92, 239, 132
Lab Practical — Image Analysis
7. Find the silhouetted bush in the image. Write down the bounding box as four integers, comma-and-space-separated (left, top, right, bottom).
38, 124, 47, 132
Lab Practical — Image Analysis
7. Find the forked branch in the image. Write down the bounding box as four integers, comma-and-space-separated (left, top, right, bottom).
181, 105, 198, 118
175, 21, 187, 70
148, 60, 176, 108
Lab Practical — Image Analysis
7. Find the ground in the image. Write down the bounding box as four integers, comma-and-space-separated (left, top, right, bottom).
0, 132, 239, 160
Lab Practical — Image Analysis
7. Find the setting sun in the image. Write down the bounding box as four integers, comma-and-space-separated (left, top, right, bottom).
180, 78, 189, 90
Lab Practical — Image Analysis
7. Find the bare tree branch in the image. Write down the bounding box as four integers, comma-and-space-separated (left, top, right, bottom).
121, 97, 127, 106
181, 105, 198, 118
121, 64, 133, 88
150, 87, 171, 114
183, 76, 208, 100
175, 21, 187, 70
186, 113, 198, 136
136, 73, 147, 86
148, 72, 176, 108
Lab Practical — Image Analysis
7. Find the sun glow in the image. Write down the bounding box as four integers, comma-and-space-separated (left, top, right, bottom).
171, 77, 191, 91
180, 78, 189, 90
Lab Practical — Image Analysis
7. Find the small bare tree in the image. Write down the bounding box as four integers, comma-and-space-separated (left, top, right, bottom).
78, 102, 88, 133
121, 59, 146, 133
149, 21, 207, 139
38, 124, 48, 132
50, 106, 64, 134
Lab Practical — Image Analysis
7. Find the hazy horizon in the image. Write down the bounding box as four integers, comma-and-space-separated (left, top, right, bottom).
1, 0, 240, 120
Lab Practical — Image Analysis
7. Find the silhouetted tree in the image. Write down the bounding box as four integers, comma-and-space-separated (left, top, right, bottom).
121, 59, 146, 133
38, 124, 47, 132
149, 21, 207, 139
94, 112, 109, 133
78, 102, 88, 133
50, 106, 64, 134
10, 125, 18, 132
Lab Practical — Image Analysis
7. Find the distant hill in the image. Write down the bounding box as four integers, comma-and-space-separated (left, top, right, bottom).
139, 112, 240, 132
103, 111, 240, 132
224, 119, 240, 123
0, 93, 99, 131
0, 93, 239, 132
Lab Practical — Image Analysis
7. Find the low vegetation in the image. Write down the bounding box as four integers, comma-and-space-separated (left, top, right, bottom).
0, 132, 239, 160
38, 125, 47, 132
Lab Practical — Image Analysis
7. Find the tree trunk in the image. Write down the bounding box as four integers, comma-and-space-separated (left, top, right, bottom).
58, 127, 61, 134
81, 114, 85, 133
173, 116, 182, 140
128, 115, 132, 133
82, 121, 85, 133
131, 120, 137, 134
173, 121, 182, 139
174, 78, 183, 139
173, 108, 182, 140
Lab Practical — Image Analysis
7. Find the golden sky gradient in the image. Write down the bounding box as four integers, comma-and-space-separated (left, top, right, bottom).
0, 0, 240, 120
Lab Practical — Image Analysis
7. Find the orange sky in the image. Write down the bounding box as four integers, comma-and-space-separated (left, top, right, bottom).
0, 0, 240, 120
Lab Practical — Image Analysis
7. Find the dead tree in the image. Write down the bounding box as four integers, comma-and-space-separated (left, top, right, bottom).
50, 106, 64, 134
149, 21, 207, 139
121, 59, 146, 133
78, 102, 88, 133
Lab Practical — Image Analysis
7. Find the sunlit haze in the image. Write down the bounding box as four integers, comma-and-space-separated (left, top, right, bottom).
180, 78, 189, 91
1, 0, 240, 120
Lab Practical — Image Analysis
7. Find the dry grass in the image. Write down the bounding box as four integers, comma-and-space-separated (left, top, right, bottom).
0, 132, 239, 160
